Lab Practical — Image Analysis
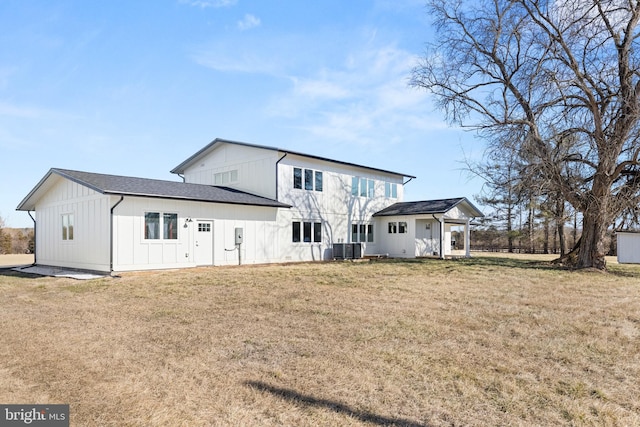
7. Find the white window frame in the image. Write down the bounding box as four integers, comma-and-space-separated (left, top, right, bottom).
61, 213, 74, 241
144, 212, 179, 241
292, 220, 322, 243
214, 170, 239, 185
353, 176, 376, 198
294, 167, 323, 192
351, 222, 374, 243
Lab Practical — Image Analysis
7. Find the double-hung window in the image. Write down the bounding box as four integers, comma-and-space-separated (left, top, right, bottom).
145, 212, 178, 240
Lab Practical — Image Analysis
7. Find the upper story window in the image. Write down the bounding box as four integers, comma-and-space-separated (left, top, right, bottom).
385, 182, 398, 198
214, 170, 238, 185
352, 176, 375, 198
62, 213, 74, 241
294, 168, 323, 192
145, 212, 178, 240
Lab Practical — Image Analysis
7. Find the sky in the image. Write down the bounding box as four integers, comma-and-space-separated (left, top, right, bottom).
0, 0, 486, 228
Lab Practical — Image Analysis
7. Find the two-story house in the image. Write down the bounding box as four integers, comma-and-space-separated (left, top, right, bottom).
17, 138, 483, 273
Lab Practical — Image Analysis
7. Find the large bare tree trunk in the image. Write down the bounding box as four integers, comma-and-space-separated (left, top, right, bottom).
576, 211, 608, 269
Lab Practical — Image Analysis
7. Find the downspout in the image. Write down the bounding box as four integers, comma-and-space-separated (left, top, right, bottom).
28, 210, 36, 265
275, 152, 287, 200
432, 214, 445, 259
177, 173, 185, 183
110, 196, 124, 273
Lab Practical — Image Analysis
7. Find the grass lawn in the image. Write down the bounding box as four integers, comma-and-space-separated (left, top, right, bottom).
0, 256, 639, 426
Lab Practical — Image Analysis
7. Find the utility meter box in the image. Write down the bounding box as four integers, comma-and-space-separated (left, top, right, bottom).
235, 227, 243, 245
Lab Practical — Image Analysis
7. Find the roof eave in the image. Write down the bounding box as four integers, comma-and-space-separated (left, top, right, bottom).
101, 190, 291, 208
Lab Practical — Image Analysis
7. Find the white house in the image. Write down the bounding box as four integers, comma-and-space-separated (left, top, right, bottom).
17, 138, 483, 272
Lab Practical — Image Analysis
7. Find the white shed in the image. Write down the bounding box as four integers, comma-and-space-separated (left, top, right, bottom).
616, 231, 640, 264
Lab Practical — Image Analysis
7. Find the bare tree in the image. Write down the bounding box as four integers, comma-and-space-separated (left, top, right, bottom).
411, 0, 640, 269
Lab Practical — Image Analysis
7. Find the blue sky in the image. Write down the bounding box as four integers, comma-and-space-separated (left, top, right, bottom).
1, 0, 485, 228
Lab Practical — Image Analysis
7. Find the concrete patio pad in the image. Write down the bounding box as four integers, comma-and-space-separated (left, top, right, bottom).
12, 265, 107, 280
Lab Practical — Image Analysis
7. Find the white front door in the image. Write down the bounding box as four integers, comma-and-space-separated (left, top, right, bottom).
195, 221, 213, 265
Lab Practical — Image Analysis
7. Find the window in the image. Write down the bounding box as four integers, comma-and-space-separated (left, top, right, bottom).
352, 222, 374, 243
304, 169, 314, 190
294, 168, 323, 191
399, 222, 407, 234
292, 221, 301, 242
353, 176, 376, 198
198, 223, 211, 232
163, 213, 178, 239
214, 170, 238, 185
145, 212, 160, 239
313, 222, 322, 242
62, 213, 74, 241
293, 168, 302, 189
145, 212, 178, 240
385, 182, 398, 198
388, 222, 397, 234
303, 222, 312, 242
292, 221, 322, 243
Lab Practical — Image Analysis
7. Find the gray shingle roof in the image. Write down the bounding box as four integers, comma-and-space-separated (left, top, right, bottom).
373, 198, 483, 217
17, 168, 290, 210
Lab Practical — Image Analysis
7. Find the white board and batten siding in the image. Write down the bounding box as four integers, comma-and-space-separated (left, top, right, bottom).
111, 196, 282, 271
180, 143, 408, 261
34, 176, 112, 272
276, 154, 404, 259
616, 231, 640, 264
182, 143, 279, 200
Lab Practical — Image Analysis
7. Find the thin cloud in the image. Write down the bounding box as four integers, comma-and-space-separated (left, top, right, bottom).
238, 14, 261, 31
179, 0, 237, 8
267, 43, 443, 146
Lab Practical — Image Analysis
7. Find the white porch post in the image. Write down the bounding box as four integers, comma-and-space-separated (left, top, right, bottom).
439, 217, 446, 259
465, 218, 471, 258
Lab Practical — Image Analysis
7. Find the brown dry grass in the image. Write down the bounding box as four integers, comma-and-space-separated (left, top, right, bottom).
0, 257, 639, 426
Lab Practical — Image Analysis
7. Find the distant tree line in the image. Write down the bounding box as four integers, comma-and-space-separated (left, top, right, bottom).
0, 217, 34, 254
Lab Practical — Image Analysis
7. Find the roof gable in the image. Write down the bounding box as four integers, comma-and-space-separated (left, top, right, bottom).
17, 168, 290, 211
373, 198, 484, 218
170, 138, 416, 179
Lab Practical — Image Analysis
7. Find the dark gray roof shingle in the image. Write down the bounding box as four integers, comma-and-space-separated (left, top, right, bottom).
18, 168, 290, 210
373, 198, 483, 217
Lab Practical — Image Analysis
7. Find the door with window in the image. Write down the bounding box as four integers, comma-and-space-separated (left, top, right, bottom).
195, 221, 213, 265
